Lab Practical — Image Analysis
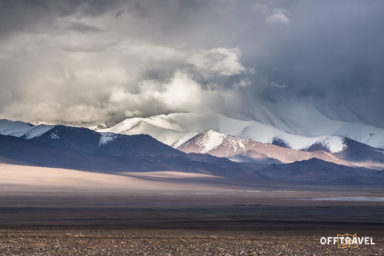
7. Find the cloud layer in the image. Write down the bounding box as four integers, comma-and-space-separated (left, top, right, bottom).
0, 0, 384, 132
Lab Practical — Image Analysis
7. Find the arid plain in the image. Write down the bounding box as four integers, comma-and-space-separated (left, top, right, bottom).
1, 163, 384, 255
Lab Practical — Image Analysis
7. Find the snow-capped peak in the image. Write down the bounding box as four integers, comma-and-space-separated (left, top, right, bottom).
180, 129, 246, 154
193, 130, 226, 153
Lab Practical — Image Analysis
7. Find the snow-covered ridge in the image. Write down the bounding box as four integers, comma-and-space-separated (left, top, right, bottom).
3, 110, 384, 155
97, 115, 199, 148
0, 119, 33, 137
181, 129, 345, 154
0, 119, 55, 140
25, 125, 56, 139
273, 135, 346, 153
96, 113, 352, 153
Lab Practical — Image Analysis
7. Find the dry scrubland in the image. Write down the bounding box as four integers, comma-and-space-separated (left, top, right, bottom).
1, 229, 383, 256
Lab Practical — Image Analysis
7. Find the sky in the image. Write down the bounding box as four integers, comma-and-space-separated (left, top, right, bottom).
0, 0, 384, 132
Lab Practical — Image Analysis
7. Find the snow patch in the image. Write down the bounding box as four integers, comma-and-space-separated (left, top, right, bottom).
224, 135, 245, 151
316, 136, 346, 153
99, 133, 117, 146
238, 140, 245, 150
272, 135, 346, 153
197, 130, 225, 153
50, 131, 60, 140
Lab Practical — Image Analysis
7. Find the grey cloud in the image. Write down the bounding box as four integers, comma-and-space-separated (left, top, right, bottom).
0, 0, 383, 131
67, 22, 103, 33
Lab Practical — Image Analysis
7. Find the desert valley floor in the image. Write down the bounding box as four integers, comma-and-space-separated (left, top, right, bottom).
1, 163, 384, 255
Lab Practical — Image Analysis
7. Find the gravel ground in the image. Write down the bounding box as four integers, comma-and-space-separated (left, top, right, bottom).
0, 229, 383, 256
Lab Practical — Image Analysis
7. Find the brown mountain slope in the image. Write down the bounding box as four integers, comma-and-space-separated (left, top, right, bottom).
178, 130, 351, 166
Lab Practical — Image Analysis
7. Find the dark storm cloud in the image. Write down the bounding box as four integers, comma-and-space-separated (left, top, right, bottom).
0, 0, 76, 36
244, 0, 384, 127
0, 0, 383, 129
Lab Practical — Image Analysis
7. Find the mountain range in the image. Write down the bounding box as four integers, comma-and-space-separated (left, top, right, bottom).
178, 129, 384, 170
95, 112, 384, 150
0, 122, 248, 177
1, 118, 384, 187
32, 112, 384, 151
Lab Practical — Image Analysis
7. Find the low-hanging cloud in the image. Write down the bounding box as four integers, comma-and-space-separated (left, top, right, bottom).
0, 0, 383, 132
